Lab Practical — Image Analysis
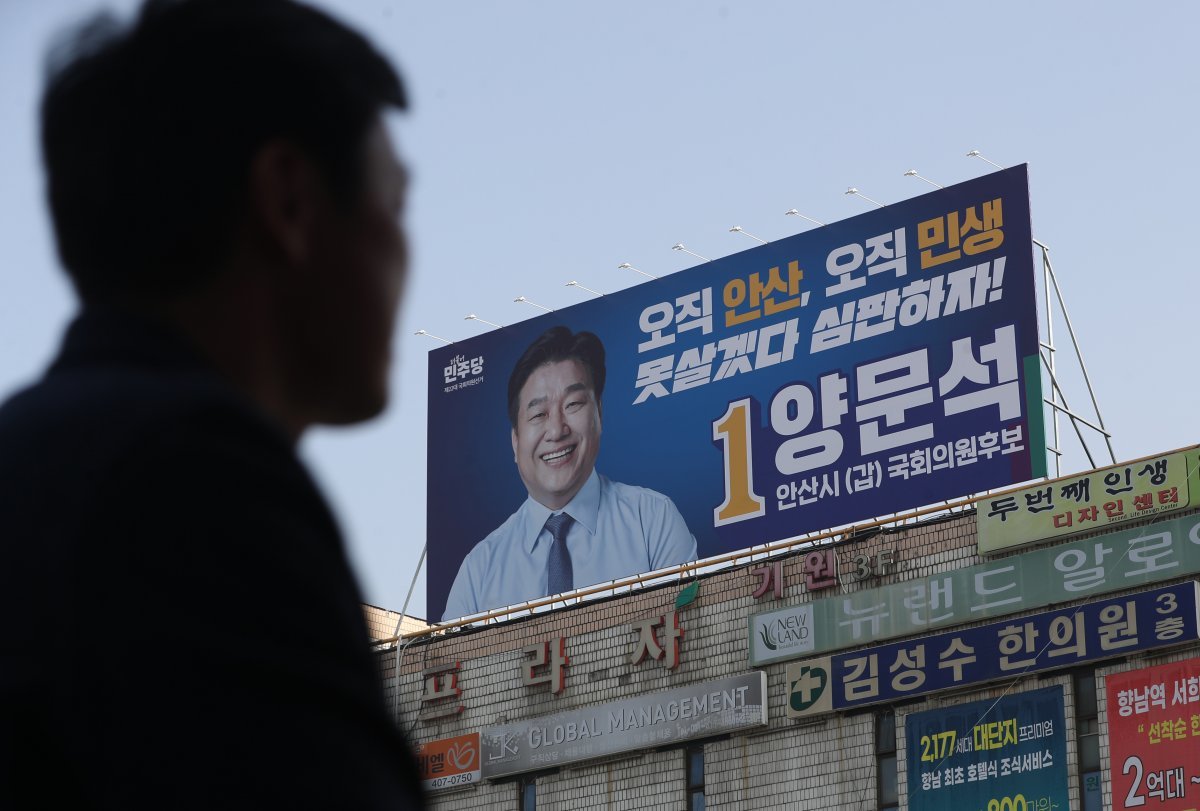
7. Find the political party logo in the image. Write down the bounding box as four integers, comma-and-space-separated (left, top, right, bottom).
756, 604, 815, 656
443, 353, 486, 393
786, 658, 833, 718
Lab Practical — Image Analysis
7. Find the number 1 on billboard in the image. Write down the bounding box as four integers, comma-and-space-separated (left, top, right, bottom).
713, 399, 766, 527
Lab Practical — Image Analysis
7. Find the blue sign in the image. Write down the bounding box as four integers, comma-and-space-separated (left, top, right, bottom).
427, 166, 1045, 621
906, 687, 1068, 811
816, 582, 1199, 712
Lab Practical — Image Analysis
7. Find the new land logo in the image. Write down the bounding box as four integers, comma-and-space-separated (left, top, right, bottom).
754, 604, 814, 660
785, 658, 833, 718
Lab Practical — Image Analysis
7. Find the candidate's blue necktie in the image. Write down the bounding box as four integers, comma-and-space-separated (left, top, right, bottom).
545, 512, 575, 595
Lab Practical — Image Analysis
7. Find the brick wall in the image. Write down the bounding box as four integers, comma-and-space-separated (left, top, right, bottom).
380, 507, 1199, 810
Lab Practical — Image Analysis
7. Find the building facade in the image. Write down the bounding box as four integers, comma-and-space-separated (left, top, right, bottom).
383, 474, 1200, 810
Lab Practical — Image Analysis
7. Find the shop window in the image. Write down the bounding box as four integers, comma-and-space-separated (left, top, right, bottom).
686, 743, 705, 811
876, 711, 898, 811
1074, 670, 1102, 811
519, 775, 536, 811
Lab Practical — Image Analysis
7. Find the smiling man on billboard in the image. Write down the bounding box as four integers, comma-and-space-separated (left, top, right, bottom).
442, 326, 696, 619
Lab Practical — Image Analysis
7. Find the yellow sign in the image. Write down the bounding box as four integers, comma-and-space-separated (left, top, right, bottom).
977, 449, 1195, 555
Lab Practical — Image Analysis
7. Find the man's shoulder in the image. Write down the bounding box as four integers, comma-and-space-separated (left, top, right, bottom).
465, 503, 530, 563
0, 361, 289, 476
0, 361, 313, 566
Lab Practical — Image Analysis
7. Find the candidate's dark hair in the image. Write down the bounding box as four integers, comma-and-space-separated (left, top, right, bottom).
40, 0, 407, 301
508, 327, 606, 427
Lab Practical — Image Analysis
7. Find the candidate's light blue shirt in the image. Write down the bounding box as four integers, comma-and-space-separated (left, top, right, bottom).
442, 471, 696, 620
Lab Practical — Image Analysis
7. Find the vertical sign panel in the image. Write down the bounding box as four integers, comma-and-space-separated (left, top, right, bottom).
906, 687, 1068, 811
415, 733, 481, 793
1106, 657, 1200, 810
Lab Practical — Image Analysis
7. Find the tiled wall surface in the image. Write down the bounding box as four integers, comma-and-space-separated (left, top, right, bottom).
377, 508, 1200, 810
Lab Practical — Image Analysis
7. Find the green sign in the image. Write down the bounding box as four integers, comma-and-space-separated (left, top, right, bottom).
750, 512, 1200, 665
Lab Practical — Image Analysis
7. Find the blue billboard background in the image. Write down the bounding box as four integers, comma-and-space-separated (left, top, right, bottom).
906, 687, 1069, 811
427, 166, 1045, 621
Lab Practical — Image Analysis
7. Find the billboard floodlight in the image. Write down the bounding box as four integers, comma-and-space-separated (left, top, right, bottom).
728, 226, 768, 245
784, 209, 825, 227
513, 296, 554, 312
671, 243, 710, 262
565, 280, 604, 297
966, 150, 1005, 170
845, 187, 885, 209
903, 169, 944, 189
617, 262, 657, 279
413, 328, 452, 344
464, 313, 504, 329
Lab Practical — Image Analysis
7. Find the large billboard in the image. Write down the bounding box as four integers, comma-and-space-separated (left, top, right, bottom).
906, 687, 1069, 811
428, 166, 1044, 621
1106, 657, 1200, 810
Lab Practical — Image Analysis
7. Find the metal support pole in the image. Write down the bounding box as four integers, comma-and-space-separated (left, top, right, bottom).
1038, 346, 1097, 469
389, 544, 427, 722
1040, 244, 1060, 477
1039, 245, 1117, 465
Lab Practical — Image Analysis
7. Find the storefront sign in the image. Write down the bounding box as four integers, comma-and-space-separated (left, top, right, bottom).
751, 512, 1200, 665
1107, 657, 1200, 809
630, 611, 684, 669
429, 166, 1045, 621
521, 637, 569, 694
749, 547, 900, 601
906, 687, 1068, 811
785, 582, 1199, 718
416, 733, 481, 793
978, 450, 1194, 555
480, 672, 767, 778
419, 661, 464, 721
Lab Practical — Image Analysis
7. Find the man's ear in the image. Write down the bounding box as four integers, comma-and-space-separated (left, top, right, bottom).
511, 427, 519, 462
247, 139, 322, 266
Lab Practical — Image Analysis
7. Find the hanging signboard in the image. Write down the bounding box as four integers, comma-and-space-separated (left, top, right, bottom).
1106, 657, 1200, 809
978, 449, 1195, 555
752, 511, 1200, 665
480, 672, 766, 779
785, 581, 1200, 718
906, 686, 1069, 811
415, 733, 481, 793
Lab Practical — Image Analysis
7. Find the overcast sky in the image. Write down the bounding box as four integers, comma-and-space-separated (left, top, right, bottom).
3, 1, 1197, 619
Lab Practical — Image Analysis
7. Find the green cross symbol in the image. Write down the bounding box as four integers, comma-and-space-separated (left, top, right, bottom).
789, 666, 827, 712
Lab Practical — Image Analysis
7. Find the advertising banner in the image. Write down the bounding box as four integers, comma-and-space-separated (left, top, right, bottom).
906, 686, 1068, 811
480, 672, 766, 779
428, 166, 1045, 621
1106, 657, 1200, 809
415, 733, 481, 793
784, 581, 1200, 718
978, 449, 1195, 555
752, 512, 1200, 665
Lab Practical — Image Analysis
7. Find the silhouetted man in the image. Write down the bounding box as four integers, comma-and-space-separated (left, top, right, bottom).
0, 1, 423, 807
